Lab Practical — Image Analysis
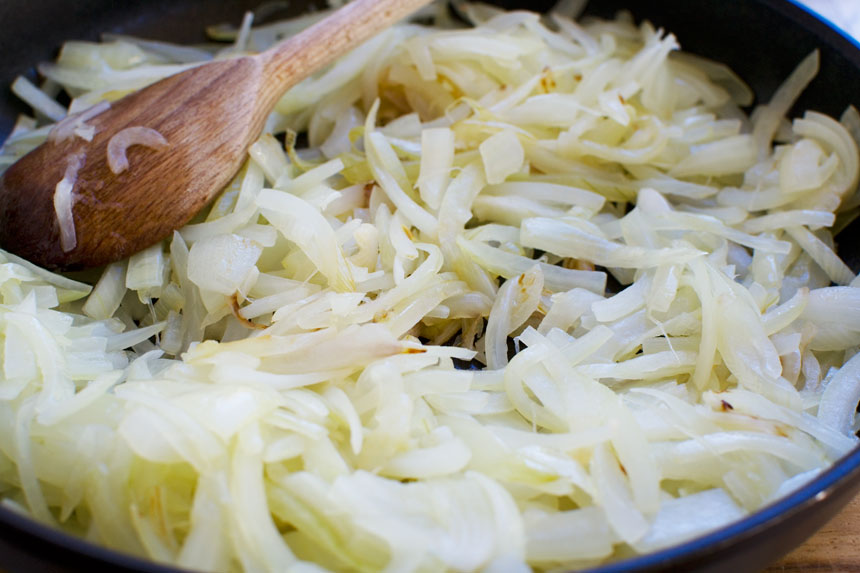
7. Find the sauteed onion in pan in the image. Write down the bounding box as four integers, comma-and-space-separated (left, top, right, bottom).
1, 2, 860, 570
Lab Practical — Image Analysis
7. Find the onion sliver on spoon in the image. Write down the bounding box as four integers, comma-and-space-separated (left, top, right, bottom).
0, 0, 432, 270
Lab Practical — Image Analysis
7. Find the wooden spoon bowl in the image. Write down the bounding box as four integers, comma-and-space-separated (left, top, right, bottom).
0, 0, 430, 270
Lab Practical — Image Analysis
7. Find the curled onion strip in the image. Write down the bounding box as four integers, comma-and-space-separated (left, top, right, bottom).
106, 126, 169, 174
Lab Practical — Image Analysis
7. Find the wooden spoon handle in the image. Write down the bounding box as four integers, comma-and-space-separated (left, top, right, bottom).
258, 0, 433, 102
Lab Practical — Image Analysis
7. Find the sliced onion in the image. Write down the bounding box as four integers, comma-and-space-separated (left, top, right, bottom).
106, 126, 168, 174
48, 100, 110, 144
2, 6, 860, 573
53, 152, 85, 252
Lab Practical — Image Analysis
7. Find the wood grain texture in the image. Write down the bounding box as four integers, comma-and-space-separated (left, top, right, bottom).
766, 493, 860, 572
0, 56, 267, 270
0, 0, 431, 270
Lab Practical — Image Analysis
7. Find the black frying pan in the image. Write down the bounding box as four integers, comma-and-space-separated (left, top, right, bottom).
1, 0, 860, 571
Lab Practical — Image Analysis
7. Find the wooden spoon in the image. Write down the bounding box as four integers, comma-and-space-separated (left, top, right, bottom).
0, 0, 432, 270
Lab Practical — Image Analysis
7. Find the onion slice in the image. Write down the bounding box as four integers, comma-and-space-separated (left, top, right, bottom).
53, 152, 86, 252
106, 126, 169, 174
47, 101, 110, 144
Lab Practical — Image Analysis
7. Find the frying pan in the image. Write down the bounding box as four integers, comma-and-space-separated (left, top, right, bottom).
0, 0, 859, 571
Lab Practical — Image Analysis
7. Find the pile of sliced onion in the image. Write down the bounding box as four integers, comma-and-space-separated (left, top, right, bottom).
1, 2, 859, 571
